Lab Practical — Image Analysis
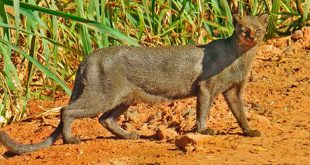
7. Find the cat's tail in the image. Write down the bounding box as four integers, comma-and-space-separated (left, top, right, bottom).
0, 122, 62, 154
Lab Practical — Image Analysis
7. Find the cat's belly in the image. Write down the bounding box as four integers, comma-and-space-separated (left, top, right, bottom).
126, 67, 201, 98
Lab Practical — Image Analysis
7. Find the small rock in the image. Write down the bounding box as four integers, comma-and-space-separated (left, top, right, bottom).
254, 114, 271, 126
292, 41, 304, 50
0, 116, 6, 124
291, 30, 303, 40
273, 37, 290, 47
155, 125, 178, 140
109, 159, 126, 165
147, 112, 162, 124
283, 45, 294, 55
154, 111, 163, 119
139, 123, 148, 131
175, 133, 211, 152
182, 109, 195, 118
302, 27, 310, 41
193, 146, 206, 152
147, 118, 156, 125
35, 153, 45, 159
0, 154, 5, 160
258, 45, 282, 55
125, 109, 139, 122
302, 27, 310, 48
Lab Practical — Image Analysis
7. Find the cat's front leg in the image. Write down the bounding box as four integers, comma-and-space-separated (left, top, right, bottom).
223, 84, 261, 137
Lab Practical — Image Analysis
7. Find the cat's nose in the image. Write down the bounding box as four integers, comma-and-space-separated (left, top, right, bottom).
250, 30, 256, 38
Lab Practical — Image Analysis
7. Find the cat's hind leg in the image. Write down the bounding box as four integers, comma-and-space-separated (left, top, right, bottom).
61, 99, 109, 144
196, 84, 215, 135
99, 104, 139, 139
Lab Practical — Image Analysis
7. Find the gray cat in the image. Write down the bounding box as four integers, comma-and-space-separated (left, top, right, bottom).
0, 14, 268, 154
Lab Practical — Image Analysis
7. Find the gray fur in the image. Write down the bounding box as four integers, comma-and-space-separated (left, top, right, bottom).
0, 14, 268, 154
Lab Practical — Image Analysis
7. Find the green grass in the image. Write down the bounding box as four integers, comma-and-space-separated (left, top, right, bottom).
0, 0, 309, 125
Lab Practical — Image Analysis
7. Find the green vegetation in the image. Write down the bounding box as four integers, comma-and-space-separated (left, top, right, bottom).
0, 0, 309, 125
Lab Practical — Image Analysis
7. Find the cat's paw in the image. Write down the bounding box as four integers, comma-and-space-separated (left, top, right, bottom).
63, 136, 81, 144
126, 131, 140, 140
244, 129, 261, 137
198, 128, 215, 135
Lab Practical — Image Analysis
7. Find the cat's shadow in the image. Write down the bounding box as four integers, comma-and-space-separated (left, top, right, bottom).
2, 132, 244, 158
3, 151, 21, 157
90, 134, 159, 141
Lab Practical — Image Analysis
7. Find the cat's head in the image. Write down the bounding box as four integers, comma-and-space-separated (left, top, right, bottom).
233, 14, 269, 48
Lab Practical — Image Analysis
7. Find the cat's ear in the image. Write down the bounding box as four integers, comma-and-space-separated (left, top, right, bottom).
260, 14, 269, 24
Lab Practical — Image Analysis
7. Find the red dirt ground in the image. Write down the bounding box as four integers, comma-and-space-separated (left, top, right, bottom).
1, 29, 309, 164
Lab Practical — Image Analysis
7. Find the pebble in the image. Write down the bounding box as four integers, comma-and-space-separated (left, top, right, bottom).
155, 125, 178, 140
175, 133, 211, 152
291, 30, 303, 40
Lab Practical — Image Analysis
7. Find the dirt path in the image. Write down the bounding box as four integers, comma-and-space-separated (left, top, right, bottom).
1, 31, 310, 164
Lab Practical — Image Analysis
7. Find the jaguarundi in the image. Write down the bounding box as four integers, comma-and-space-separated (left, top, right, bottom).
0, 14, 269, 154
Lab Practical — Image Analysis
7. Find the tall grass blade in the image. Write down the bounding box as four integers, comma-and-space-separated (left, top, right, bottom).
0, 1, 21, 92
13, 0, 20, 45
2, 0, 139, 46
22, 36, 36, 116
75, 0, 92, 55
266, 0, 281, 38
100, 0, 109, 47
302, 0, 310, 23
0, 39, 72, 95
0, 22, 82, 54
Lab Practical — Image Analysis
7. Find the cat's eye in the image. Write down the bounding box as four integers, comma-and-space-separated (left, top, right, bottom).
241, 27, 251, 38
241, 27, 251, 35
255, 29, 262, 33
241, 27, 247, 32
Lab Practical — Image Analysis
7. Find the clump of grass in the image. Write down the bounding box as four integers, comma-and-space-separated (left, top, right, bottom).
0, 0, 309, 125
